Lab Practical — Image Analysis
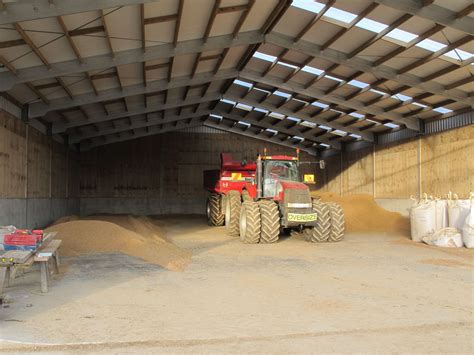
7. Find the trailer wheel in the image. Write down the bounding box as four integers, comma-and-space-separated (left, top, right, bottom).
225, 191, 241, 237
207, 193, 224, 226
240, 201, 261, 244
258, 200, 280, 243
327, 202, 345, 242
305, 199, 331, 243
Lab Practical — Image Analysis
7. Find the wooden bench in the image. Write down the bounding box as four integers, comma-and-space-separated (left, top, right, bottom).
0, 237, 61, 294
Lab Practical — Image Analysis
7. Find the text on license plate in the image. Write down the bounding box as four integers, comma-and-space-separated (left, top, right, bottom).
287, 213, 317, 222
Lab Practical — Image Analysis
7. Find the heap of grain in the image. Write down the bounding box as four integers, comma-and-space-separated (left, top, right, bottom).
46, 215, 191, 271
311, 192, 410, 235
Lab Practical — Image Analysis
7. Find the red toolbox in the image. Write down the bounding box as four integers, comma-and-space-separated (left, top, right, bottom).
4, 233, 42, 245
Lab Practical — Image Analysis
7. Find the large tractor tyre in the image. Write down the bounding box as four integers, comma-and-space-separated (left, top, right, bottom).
239, 201, 261, 244
258, 200, 280, 243
327, 202, 345, 242
207, 193, 224, 226
242, 189, 252, 202
225, 191, 242, 237
305, 200, 331, 243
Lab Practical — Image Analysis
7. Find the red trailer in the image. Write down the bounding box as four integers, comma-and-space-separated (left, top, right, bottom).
203, 153, 256, 226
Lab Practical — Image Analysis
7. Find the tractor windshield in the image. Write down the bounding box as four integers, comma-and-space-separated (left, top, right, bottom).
263, 160, 299, 197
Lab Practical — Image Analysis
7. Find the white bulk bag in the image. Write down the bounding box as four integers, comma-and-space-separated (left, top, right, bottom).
422, 227, 463, 248
447, 193, 470, 230
462, 194, 474, 248
410, 197, 436, 242
434, 198, 448, 230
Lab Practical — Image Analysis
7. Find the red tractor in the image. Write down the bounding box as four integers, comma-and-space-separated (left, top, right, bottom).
204, 152, 344, 244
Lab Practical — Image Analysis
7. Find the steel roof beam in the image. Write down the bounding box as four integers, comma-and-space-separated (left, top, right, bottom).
70, 110, 212, 143
266, 33, 471, 107
81, 117, 206, 151
240, 69, 420, 131
223, 93, 372, 142
0, 30, 262, 92
204, 119, 317, 156
0, 0, 157, 25
212, 107, 339, 149
373, 0, 474, 35
29, 69, 237, 118
52, 92, 221, 133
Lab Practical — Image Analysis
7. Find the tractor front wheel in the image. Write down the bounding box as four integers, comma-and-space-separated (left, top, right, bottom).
258, 200, 280, 243
239, 201, 261, 244
207, 193, 224, 226
225, 191, 241, 237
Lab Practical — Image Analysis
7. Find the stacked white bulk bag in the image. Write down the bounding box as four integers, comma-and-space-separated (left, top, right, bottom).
422, 227, 463, 248
410, 195, 436, 242
462, 193, 474, 248
447, 193, 470, 230
434, 197, 448, 230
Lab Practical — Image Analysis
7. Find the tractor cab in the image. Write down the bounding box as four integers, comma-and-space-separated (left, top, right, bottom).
255, 154, 317, 228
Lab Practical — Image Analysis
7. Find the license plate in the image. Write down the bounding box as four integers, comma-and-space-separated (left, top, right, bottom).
287, 213, 317, 222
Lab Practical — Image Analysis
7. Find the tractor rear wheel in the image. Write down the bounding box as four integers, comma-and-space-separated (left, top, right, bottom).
207, 193, 224, 226
239, 201, 261, 244
225, 190, 241, 237
305, 199, 331, 243
258, 200, 280, 243
327, 202, 345, 242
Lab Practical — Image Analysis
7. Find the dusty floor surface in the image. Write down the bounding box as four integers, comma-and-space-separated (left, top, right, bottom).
0, 215, 473, 353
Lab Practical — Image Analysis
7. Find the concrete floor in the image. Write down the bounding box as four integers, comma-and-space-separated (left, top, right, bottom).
0, 216, 473, 353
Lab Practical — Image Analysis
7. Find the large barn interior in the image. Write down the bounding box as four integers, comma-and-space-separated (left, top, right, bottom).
0, 0, 473, 352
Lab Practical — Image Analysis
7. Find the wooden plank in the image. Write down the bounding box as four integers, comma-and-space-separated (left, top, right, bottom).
342, 147, 374, 195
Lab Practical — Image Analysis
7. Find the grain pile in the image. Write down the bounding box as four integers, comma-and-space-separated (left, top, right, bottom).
311, 192, 410, 235
46, 215, 191, 271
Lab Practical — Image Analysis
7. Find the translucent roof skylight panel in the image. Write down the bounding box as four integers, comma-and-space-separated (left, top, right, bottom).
320, 143, 330, 148
254, 107, 269, 114
392, 93, 412, 102
287, 116, 301, 122
253, 51, 277, 63
210, 114, 223, 120
325, 75, 344, 83
356, 18, 388, 33
278, 61, 299, 69
319, 125, 332, 130
349, 134, 361, 139
235, 103, 253, 111
349, 112, 365, 119
238, 121, 251, 127
300, 121, 317, 128
416, 39, 446, 52
291, 0, 325, 13
311, 101, 330, 109
273, 90, 292, 99
301, 65, 324, 76
220, 98, 236, 105
384, 122, 399, 128
348, 80, 369, 89
385, 28, 418, 43
292, 136, 304, 141
433, 107, 453, 114
233, 79, 253, 88
269, 112, 285, 119
324, 7, 357, 24
330, 130, 347, 136
444, 49, 473, 61
265, 128, 278, 135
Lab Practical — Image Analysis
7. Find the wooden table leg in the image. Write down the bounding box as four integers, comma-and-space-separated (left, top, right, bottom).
53, 253, 59, 274
40, 262, 49, 293
0, 267, 9, 294
4, 267, 10, 288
